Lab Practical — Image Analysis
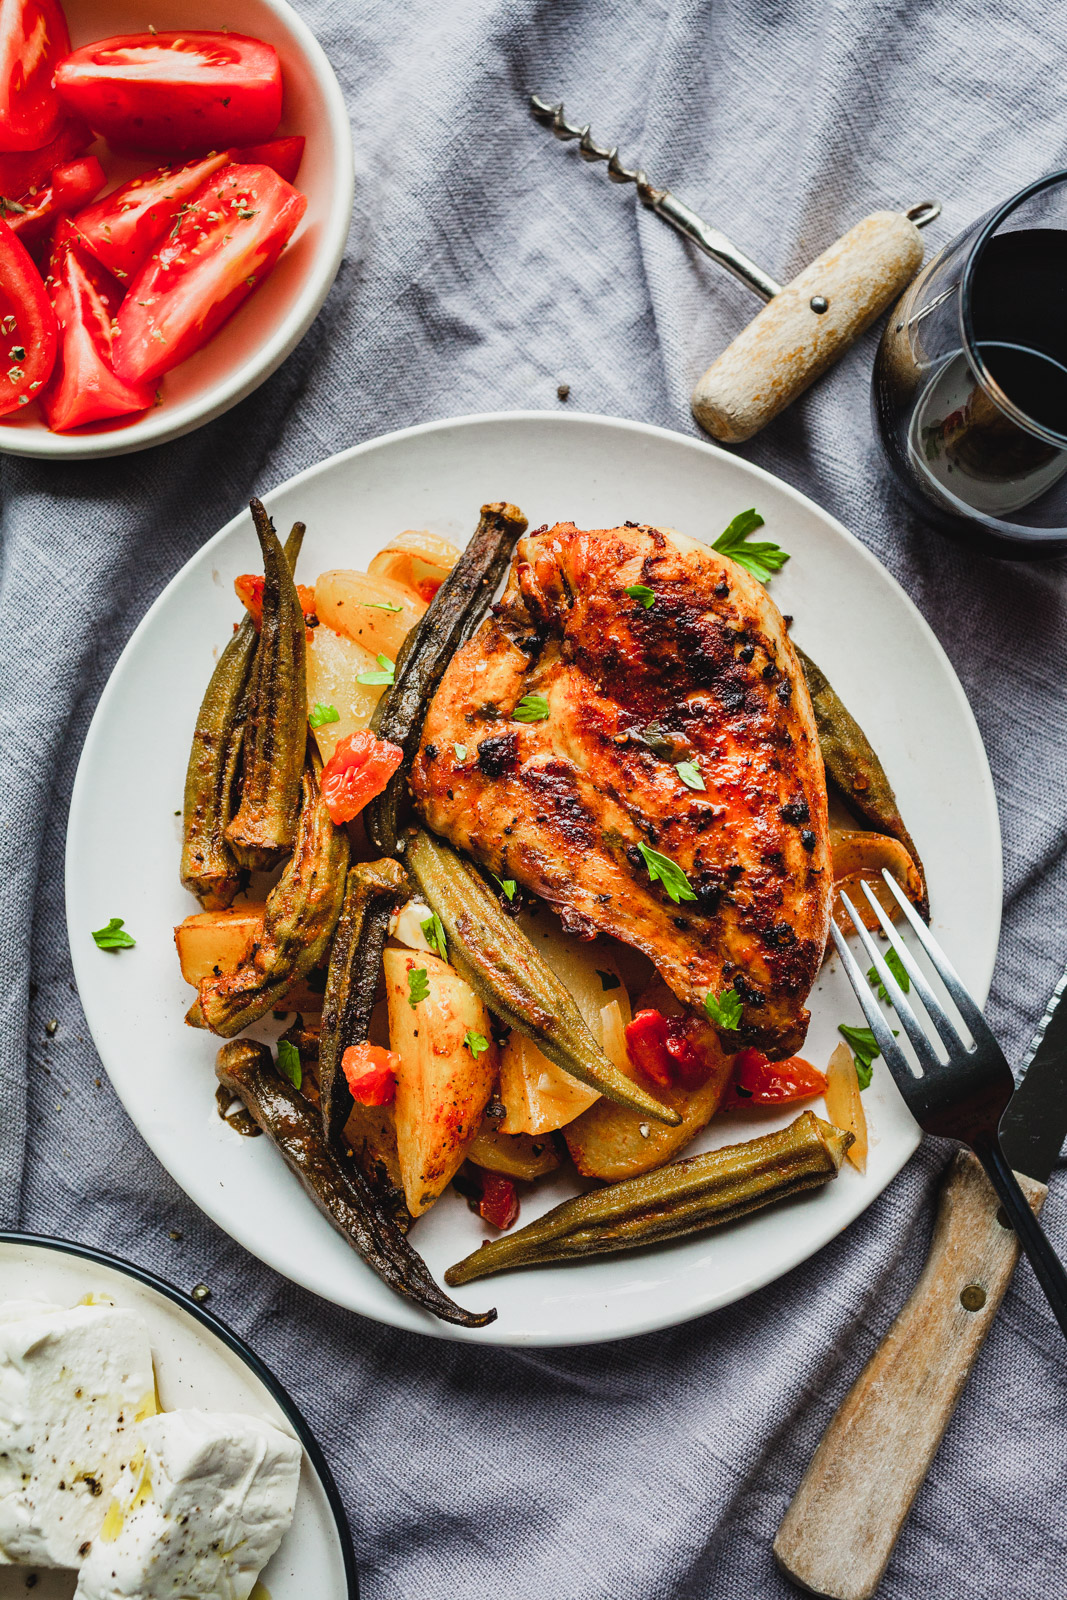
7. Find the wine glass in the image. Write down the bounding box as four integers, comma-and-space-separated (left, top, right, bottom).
872, 170, 1067, 560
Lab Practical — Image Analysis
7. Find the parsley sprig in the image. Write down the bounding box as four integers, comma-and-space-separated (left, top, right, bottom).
712, 509, 790, 584
361, 598, 404, 612
493, 875, 517, 901
421, 912, 447, 960
838, 1024, 882, 1090
625, 583, 655, 609
636, 842, 696, 904
308, 702, 339, 729
463, 1030, 490, 1058
704, 988, 742, 1030
675, 760, 705, 791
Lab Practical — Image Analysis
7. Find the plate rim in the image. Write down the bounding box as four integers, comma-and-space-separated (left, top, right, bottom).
0, 1229, 359, 1599
63, 407, 1003, 1345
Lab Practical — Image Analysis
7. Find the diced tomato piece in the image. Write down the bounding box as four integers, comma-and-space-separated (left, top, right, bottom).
39, 221, 154, 433
320, 731, 404, 826
71, 149, 232, 281
342, 1043, 399, 1107
624, 1009, 713, 1091
478, 1172, 520, 1231
0, 117, 92, 203
234, 572, 317, 630
6, 156, 106, 243
112, 163, 305, 385
0, 0, 69, 153
55, 32, 283, 154
0, 214, 55, 416
233, 135, 305, 185
719, 1046, 827, 1112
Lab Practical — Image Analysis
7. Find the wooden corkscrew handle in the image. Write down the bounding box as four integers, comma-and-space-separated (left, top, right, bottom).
691, 211, 925, 443
773, 1150, 1046, 1600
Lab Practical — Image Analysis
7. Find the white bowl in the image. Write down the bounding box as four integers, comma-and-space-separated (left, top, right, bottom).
0, 0, 353, 458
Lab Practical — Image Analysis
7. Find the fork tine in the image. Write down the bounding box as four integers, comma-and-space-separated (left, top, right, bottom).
829, 915, 910, 1078
879, 872, 999, 1050
838, 892, 942, 1076
856, 880, 961, 1053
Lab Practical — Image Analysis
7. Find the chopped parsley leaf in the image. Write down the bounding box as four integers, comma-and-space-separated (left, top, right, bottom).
838, 1024, 883, 1089
362, 598, 404, 612
407, 966, 429, 1007
463, 1030, 490, 1058
421, 912, 447, 960
357, 652, 395, 686
277, 1038, 302, 1089
308, 702, 340, 728
493, 875, 517, 901
453, 743, 467, 762
625, 583, 655, 608
867, 947, 910, 1004
675, 759, 705, 791
91, 917, 136, 951
636, 842, 697, 904
513, 693, 550, 722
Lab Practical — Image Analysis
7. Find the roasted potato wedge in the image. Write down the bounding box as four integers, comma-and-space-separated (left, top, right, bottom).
174, 903, 265, 985
383, 947, 496, 1217
467, 1124, 561, 1180
306, 624, 383, 762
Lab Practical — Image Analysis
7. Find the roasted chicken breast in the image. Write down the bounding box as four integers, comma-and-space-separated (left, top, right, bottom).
410, 522, 831, 1057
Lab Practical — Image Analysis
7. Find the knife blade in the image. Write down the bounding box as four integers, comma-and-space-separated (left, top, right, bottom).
999, 963, 1067, 1183
774, 967, 1063, 1600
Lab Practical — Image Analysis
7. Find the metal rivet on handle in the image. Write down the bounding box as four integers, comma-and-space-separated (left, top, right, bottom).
809, 295, 829, 314
960, 1284, 987, 1312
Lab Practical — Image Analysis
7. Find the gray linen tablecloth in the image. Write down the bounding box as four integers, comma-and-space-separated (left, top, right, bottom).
2, 1, 1066, 1594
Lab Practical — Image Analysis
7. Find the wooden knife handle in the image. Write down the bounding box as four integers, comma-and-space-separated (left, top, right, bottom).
773, 1150, 1046, 1600
690, 210, 924, 443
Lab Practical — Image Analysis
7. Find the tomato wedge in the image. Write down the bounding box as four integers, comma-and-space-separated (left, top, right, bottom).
319, 731, 404, 827
341, 1043, 399, 1108
478, 1173, 520, 1231
0, 214, 55, 415
112, 163, 305, 385
624, 1009, 715, 1091
71, 148, 232, 280
6, 155, 105, 242
40, 221, 154, 432
0, 116, 91, 202
234, 136, 304, 186
0, 0, 69, 152
55, 32, 283, 154
719, 1047, 828, 1112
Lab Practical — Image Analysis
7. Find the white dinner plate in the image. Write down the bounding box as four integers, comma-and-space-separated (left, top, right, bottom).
65, 411, 1002, 1346
0, 1233, 357, 1598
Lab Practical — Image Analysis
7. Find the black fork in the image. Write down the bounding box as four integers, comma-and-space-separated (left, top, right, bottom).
832, 871, 1067, 1340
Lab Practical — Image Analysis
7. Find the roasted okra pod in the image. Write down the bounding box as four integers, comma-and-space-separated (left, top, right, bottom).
225, 498, 309, 871
216, 1039, 496, 1328
366, 500, 528, 854
406, 828, 681, 1126
798, 648, 929, 919
197, 758, 350, 1036
445, 1111, 852, 1285
319, 857, 409, 1148
181, 519, 305, 908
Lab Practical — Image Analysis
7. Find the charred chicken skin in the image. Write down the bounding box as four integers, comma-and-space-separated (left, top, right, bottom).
409, 522, 831, 1058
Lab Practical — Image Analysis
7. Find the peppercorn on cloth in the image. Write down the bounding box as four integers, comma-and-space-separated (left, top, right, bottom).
2, 1, 1065, 1597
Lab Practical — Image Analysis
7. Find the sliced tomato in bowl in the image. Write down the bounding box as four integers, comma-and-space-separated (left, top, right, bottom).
40, 220, 154, 432
0, 117, 91, 203
54, 32, 283, 154
71, 149, 233, 281
0, 0, 69, 152
7, 155, 105, 242
234, 136, 305, 185
112, 163, 306, 385
0, 215, 56, 416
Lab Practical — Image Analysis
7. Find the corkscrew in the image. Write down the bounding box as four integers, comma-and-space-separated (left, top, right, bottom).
530, 95, 940, 443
